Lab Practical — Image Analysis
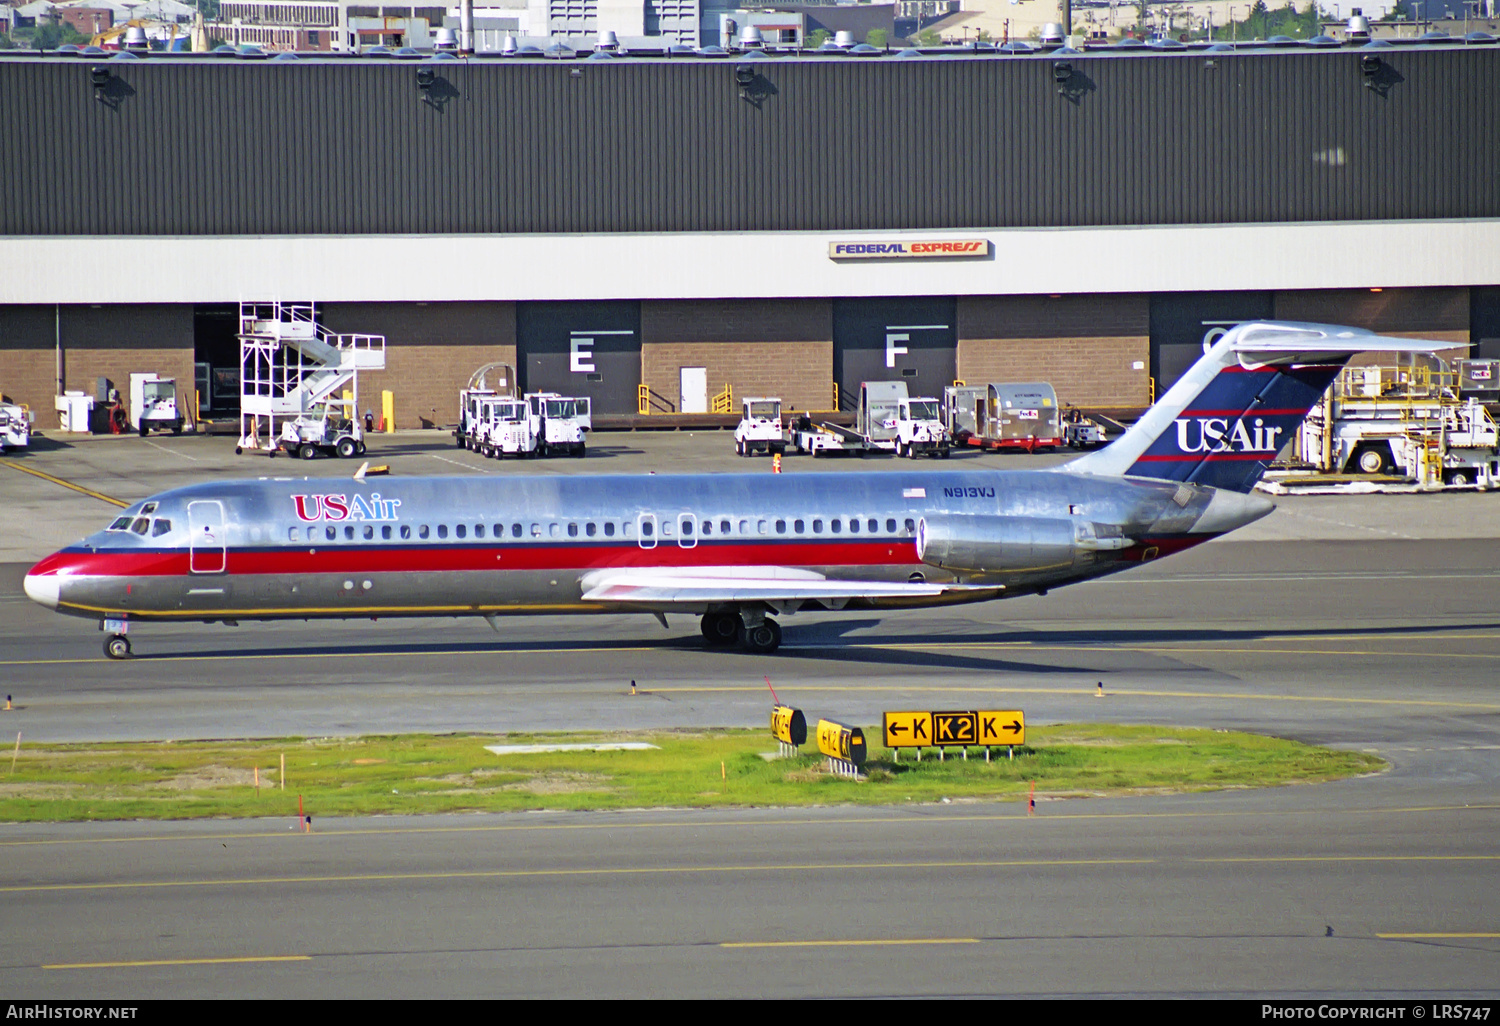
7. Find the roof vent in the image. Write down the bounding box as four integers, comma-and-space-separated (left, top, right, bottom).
1346, 15, 1371, 42
1040, 22, 1065, 46
435, 27, 457, 51
597, 29, 620, 51
834, 30, 856, 49
738, 25, 764, 48
501, 35, 517, 54
123, 25, 149, 51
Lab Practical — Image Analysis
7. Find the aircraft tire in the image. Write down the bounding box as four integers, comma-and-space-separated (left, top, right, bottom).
336, 438, 358, 459
299, 443, 319, 460
741, 620, 780, 654
701, 612, 739, 646
104, 635, 131, 660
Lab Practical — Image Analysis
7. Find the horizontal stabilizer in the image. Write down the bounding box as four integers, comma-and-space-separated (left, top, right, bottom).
1064, 321, 1452, 493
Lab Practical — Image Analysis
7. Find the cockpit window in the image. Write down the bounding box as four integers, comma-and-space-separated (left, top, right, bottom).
130, 518, 150, 535
151, 519, 172, 537
140, 502, 158, 515
108, 517, 131, 531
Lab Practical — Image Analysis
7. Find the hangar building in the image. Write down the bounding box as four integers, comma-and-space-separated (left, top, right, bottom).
2, 40, 1498, 429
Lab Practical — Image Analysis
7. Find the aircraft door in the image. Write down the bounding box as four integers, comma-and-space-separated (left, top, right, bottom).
677, 513, 697, 549
637, 512, 657, 550
188, 500, 227, 574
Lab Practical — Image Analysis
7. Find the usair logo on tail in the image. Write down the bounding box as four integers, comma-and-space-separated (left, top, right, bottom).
1173, 417, 1284, 455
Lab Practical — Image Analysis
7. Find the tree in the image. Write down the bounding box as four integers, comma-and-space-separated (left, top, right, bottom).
916, 28, 941, 46
867, 28, 888, 47
805, 28, 829, 48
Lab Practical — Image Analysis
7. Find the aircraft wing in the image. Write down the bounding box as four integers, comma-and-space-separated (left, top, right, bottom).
578, 566, 996, 608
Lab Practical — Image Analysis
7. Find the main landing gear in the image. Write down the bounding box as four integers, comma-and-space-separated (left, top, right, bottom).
700, 611, 782, 654
104, 634, 132, 659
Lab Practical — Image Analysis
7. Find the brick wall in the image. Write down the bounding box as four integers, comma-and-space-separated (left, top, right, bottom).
59, 305, 195, 431
957, 337, 1151, 409
0, 305, 60, 423
641, 341, 833, 414
321, 302, 516, 429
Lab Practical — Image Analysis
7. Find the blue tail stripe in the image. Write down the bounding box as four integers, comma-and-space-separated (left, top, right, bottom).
1127, 363, 1341, 492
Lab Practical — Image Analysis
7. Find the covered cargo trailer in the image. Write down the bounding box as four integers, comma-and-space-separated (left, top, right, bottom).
968, 383, 1062, 451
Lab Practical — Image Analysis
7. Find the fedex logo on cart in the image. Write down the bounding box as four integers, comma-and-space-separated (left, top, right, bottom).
1173, 417, 1284, 455
292, 493, 402, 522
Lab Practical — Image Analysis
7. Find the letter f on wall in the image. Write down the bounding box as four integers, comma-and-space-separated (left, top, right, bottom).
886, 332, 909, 369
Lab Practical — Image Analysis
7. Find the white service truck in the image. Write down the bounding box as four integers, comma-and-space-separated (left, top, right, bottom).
734, 397, 786, 456
475, 396, 538, 458
130, 373, 186, 436
0, 399, 31, 450
526, 393, 591, 458
892, 396, 950, 459
456, 388, 495, 450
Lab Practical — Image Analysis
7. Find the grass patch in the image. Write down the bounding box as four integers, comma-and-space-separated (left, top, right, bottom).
0, 724, 1383, 823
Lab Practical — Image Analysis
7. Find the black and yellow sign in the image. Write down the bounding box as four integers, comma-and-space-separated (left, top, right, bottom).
883, 711, 932, 749
977, 710, 1025, 746
816, 719, 866, 766
883, 709, 1025, 748
933, 711, 978, 746
771, 705, 807, 747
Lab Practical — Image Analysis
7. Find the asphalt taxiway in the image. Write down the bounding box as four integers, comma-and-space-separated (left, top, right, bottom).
0, 430, 1496, 998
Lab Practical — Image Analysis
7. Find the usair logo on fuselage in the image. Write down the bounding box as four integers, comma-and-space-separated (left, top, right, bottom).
292, 493, 402, 522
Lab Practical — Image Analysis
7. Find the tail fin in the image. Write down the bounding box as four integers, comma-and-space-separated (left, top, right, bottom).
1065, 321, 1447, 493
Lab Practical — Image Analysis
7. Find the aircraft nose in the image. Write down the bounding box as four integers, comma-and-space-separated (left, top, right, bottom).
23, 570, 59, 609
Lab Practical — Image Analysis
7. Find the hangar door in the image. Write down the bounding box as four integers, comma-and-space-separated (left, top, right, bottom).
517, 301, 641, 415
1149, 292, 1274, 392
832, 298, 957, 412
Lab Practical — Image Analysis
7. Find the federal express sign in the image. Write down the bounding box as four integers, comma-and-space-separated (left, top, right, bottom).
829, 239, 989, 260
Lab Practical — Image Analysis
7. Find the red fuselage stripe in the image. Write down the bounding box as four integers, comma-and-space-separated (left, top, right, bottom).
32, 540, 922, 578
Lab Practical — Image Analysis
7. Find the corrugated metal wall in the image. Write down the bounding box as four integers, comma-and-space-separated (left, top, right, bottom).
5, 47, 1497, 236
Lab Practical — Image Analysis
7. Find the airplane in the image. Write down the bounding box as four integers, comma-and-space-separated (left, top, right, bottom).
24, 321, 1442, 660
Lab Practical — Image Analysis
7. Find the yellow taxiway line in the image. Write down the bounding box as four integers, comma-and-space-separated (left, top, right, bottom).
1, 803, 1495, 849
0, 459, 129, 508
5, 854, 1499, 895
43, 955, 310, 970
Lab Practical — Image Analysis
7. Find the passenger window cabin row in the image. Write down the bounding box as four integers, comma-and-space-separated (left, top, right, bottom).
284, 516, 918, 544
